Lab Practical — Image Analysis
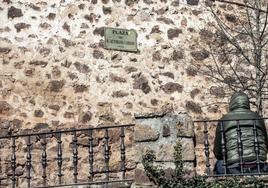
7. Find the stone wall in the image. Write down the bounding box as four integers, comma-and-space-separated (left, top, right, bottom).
133, 112, 195, 187
0, 0, 238, 187
0, 0, 228, 133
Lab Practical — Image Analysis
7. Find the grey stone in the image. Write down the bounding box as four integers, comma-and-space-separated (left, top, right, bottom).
187, 0, 199, 5
0, 47, 11, 54
74, 62, 91, 73
8, 6, 23, 19
185, 101, 202, 114
79, 111, 93, 123
73, 84, 88, 93
47, 80, 65, 92
176, 115, 194, 137
34, 109, 44, 117
93, 49, 104, 59
190, 50, 209, 61
156, 143, 175, 161
29, 60, 48, 67
0, 101, 13, 115
134, 124, 160, 142
162, 82, 183, 94
34, 123, 49, 130
133, 74, 151, 94
167, 28, 182, 39
162, 125, 170, 137
112, 90, 129, 98
181, 138, 195, 161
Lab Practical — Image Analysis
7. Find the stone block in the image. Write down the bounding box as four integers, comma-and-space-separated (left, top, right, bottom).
177, 115, 194, 138
134, 123, 160, 142
134, 164, 156, 186
181, 138, 195, 161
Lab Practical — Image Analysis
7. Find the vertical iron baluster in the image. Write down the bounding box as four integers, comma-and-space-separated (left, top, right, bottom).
203, 122, 210, 175
41, 135, 47, 186
219, 121, 227, 174
236, 120, 243, 173
26, 136, 32, 187
72, 131, 78, 183
253, 120, 261, 173
88, 129, 94, 181
104, 129, 110, 181
11, 137, 16, 188
120, 127, 126, 179
57, 133, 63, 184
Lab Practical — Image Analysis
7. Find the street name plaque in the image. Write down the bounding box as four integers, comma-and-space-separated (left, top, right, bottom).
104, 27, 137, 52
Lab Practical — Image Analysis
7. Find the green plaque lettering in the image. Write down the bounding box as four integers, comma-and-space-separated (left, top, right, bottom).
104, 27, 137, 52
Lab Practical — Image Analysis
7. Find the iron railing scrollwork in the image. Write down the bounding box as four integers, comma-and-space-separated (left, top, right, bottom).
0, 124, 134, 187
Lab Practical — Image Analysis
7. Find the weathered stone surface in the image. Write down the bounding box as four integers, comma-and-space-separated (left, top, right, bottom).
103, 6, 112, 14
186, 66, 197, 76
93, 49, 104, 59
62, 22, 70, 32
47, 13, 56, 20
185, 101, 202, 114
125, 0, 139, 6
191, 50, 209, 61
64, 112, 74, 118
133, 74, 151, 94
74, 62, 91, 73
134, 167, 155, 186
93, 27, 105, 36
0, 47, 11, 54
73, 84, 88, 93
47, 80, 65, 92
79, 111, 93, 123
172, 50, 184, 61
167, 28, 182, 39
187, 0, 199, 5
181, 138, 195, 161
124, 66, 138, 73
112, 90, 129, 98
29, 60, 48, 67
157, 17, 174, 25
34, 109, 44, 117
225, 13, 237, 23
161, 72, 174, 79
110, 74, 126, 83
62, 38, 75, 47
152, 50, 161, 61
190, 88, 200, 99
176, 116, 194, 137
39, 22, 51, 29
0, 0, 234, 182
156, 143, 175, 161
14, 23, 31, 32
48, 105, 60, 111
162, 82, 183, 94
134, 124, 159, 142
0, 101, 13, 115
162, 125, 170, 137
34, 123, 49, 130
8, 6, 23, 19
210, 86, 225, 98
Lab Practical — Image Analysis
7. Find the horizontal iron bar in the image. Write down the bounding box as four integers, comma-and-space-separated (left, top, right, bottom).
92, 169, 118, 174
30, 179, 134, 188
0, 124, 135, 139
194, 118, 268, 123
206, 172, 268, 177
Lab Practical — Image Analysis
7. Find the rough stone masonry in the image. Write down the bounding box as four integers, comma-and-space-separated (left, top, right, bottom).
0, 0, 237, 187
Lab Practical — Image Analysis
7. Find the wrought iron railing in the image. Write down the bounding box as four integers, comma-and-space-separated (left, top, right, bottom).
0, 124, 135, 188
194, 118, 268, 176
